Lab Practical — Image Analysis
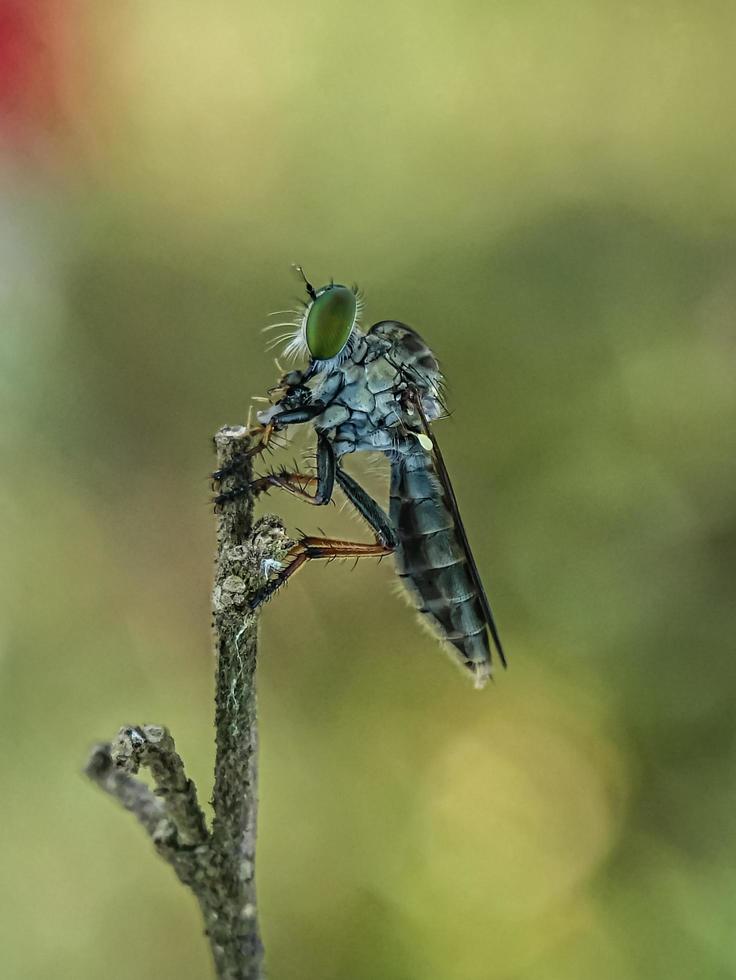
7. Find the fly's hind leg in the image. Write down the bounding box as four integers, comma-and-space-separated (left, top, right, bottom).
334, 467, 397, 548
250, 464, 397, 609
250, 536, 395, 609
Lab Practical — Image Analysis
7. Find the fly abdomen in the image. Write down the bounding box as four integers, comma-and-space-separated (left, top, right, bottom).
389, 449, 492, 684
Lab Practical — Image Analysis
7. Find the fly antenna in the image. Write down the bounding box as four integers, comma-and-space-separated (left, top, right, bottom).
292, 264, 317, 301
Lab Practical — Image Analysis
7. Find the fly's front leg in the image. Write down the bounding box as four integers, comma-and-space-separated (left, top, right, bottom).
212, 401, 325, 505
211, 422, 276, 485
249, 465, 397, 609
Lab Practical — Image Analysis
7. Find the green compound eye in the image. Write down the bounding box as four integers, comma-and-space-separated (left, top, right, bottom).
305, 285, 357, 360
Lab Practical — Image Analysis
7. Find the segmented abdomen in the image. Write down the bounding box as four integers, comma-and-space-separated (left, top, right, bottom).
390, 449, 491, 683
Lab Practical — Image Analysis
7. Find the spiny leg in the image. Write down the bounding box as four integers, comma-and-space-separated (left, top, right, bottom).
335, 466, 397, 548
254, 434, 335, 504
214, 470, 316, 507
214, 432, 398, 607
214, 433, 335, 507
250, 465, 398, 609
211, 404, 321, 485
250, 536, 395, 609
252, 472, 318, 497
211, 422, 276, 485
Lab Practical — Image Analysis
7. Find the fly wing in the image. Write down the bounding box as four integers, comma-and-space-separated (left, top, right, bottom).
368, 320, 449, 421
410, 391, 507, 668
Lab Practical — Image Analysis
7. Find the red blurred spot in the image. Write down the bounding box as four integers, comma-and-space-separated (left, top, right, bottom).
0, 0, 68, 148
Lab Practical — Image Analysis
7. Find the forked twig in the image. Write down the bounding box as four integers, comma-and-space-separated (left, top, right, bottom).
85, 425, 293, 980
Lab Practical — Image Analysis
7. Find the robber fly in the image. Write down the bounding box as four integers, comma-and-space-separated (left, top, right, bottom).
214, 269, 506, 687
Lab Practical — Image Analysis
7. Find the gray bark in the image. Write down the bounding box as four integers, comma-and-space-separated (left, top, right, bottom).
85, 425, 293, 980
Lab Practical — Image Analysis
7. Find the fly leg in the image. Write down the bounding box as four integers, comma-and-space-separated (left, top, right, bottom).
214, 433, 335, 507
251, 435, 335, 505
212, 403, 326, 503
250, 465, 397, 609
250, 537, 395, 609
211, 423, 276, 494
334, 467, 397, 548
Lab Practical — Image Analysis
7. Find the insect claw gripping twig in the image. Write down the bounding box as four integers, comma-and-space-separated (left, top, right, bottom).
211, 452, 249, 484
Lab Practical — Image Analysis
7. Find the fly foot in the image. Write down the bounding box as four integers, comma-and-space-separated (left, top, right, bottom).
213, 473, 278, 509
212, 483, 250, 508
211, 452, 250, 486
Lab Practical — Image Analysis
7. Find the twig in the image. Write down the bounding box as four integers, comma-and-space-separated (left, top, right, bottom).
85, 425, 293, 980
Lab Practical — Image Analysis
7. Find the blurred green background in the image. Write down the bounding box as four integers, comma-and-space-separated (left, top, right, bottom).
2, 1, 735, 978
